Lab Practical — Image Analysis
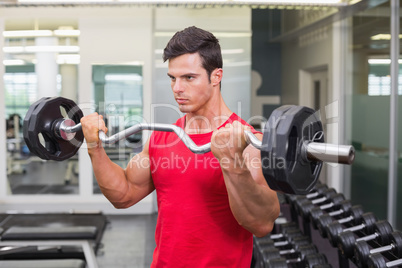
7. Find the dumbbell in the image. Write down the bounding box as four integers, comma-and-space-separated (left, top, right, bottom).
255, 229, 305, 249
285, 184, 328, 204
299, 193, 345, 221
310, 199, 352, 229
317, 205, 364, 238
354, 231, 402, 268
269, 222, 299, 240
294, 188, 337, 215
265, 252, 329, 268
338, 220, 393, 258
254, 236, 311, 268
261, 244, 317, 261
326, 212, 377, 247
254, 234, 309, 267
367, 252, 402, 268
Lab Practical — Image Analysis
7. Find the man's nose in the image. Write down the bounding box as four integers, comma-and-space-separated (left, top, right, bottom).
172, 79, 183, 93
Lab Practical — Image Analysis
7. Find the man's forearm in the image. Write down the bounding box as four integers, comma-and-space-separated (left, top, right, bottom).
88, 147, 129, 204
221, 161, 279, 237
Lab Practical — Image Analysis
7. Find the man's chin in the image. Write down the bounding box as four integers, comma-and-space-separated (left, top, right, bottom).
178, 105, 191, 113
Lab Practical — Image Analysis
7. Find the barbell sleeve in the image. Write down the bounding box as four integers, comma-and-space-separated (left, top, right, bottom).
60, 121, 355, 164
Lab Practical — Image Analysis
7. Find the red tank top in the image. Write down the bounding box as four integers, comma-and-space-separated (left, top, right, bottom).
149, 113, 260, 268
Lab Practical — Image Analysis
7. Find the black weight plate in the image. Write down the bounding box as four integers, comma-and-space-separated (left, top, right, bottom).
349, 205, 364, 222
262, 248, 281, 261
337, 200, 352, 213
266, 258, 287, 268
22, 98, 50, 159
361, 212, 377, 233
261, 105, 295, 193
305, 253, 328, 268
23, 97, 84, 161
338, 231, 356, 258
391, 231, 402, 257
367, 253, 387, 268
318, 214, 333, 238
310, 207, 324, 229
297, 244, 317, 259
299, 200, 315, 220
354, 240, 370, 268
374, 220, 393, 245
327, 221, 343, 247
273, 106, 324, 194
331, 193, 345, 205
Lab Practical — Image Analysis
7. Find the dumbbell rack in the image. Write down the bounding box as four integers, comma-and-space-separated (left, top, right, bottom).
252, 182, 400, 268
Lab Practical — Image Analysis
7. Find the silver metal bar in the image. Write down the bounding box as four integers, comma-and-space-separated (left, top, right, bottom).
388, 0, 399, 230
356, 233, 377, 242
63, 122, 83, 133
370, 244, 394, 255
305, 142, 355, 165
60, 122, 355, 164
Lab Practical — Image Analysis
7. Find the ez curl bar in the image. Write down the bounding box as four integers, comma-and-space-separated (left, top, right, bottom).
23, 97, 355, 195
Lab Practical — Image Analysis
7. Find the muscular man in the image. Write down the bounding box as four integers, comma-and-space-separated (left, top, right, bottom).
81, 26, 280, 267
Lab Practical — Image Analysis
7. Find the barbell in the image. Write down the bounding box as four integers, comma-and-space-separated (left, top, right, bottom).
23, 97, 355, 195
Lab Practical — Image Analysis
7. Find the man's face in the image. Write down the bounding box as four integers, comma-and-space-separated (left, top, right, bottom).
167, 53, 218, 114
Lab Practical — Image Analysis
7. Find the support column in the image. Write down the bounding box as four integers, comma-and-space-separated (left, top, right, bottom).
387, 0, 399, 227
60, 64, 78, 102
35, 37, 58, 98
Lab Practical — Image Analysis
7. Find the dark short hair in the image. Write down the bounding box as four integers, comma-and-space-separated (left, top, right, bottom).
163, 26, 223, 81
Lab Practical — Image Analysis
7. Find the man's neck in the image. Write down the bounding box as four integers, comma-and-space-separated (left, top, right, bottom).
184, 97, 232, 134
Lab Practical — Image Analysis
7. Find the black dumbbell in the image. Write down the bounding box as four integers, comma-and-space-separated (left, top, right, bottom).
285, 184, 328, 204
310, 199, 352, 229
255, 229, 304, 249
299, 193, 345, 220
317, 205, 364, 238
367, 252, 402, 268
254, 233, 308, 267
261, 244, 317, 261
255, 236, 311, 268
354, 231, 402, 268
294, 188, 337, 215
326, 212, 377, 247
269, 222, 300, 240
338, 220, 393, 258
288, 185, 331, 208
265, 252, 329, 268
271, 235, 311, 249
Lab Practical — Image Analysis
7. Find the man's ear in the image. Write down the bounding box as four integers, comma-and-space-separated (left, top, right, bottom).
211, 68, 223, 86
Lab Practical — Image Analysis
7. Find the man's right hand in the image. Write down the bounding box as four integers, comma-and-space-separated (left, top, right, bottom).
80, 113, 108, 151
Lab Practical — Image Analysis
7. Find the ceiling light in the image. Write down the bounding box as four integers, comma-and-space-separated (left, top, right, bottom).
371, 34, 402, 41
25, 46, 80, 53
3, 29, 80, 38
54, 30, 80, 37
3, 59, 25, 66
3, 47, 24, 53
4, 46, 80, 53
368, 59, 402, 65
3, 30, 53, 38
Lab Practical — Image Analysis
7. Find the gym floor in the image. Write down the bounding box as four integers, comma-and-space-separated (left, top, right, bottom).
97, 214, 157, 268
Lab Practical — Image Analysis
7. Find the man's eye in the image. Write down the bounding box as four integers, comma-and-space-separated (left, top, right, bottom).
187, 76, 194, 80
